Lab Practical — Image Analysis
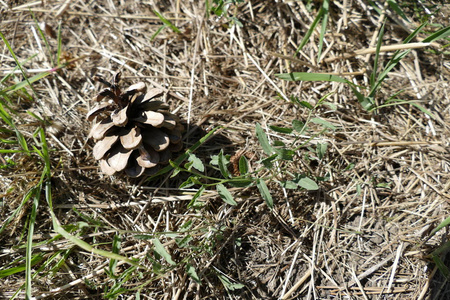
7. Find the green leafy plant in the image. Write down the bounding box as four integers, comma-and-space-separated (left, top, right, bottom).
151, 10, 181, 41
206, 0, 244, 27
0, 23, 123, 298
164, 96, 333, 211
424, 216, 450, 280
278, 23, 450, 112
0, 27, 56, 298
294, 0, 330, 63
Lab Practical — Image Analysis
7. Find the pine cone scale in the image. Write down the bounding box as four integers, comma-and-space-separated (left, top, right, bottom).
126, 82, 146, 94
107, 145, 133, 172
111, 106, 129, 126
137, 145, 159, 168
120, 126, 142, 150
125, 162, 144, 178
139, 100, 169, 111
161, 115, 177, 129
141, 89, 164, 103
93, 134, 118, 160
89, 117, 114, 140
100, 159, 116, 175
132, 111, 165, 127
87, 103, 115, 121
141, 128, 170, 151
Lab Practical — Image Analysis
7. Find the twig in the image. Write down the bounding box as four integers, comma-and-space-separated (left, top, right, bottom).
324, 43, 431, 63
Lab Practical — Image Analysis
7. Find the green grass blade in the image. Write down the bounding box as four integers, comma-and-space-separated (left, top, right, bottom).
42, 129, 143, 270
432, 239, 450, 279
0, 54, 34, 87
367, 0, 383, 15
0, 100, 13, 126
317, 0, 329, 63
371, 22, 385, 88
368, 50, 410, 98
280, 78, 371, 110
56, 21, 62, 66
47, 182, 142, 269
429, 215, 450, 238
104, 265, 135, 297
205, 0, 211, 18
368, 22, 429, 99
0, 126, 13, 135
387, 0, 409, 22
217, 273, 245, 291
0, 99, 30, 153
50, 211, 142, 268
432, 253, 450, 279
41, 249, 72, 276
0, 188, 35, 235
400, 22, 427, 46
25, 187, 41, 299
2, 52, 89, 94
151, 25, 167, 41
276, 72, 349, 83
432, 239, 450, 257
379, 99, 435, 119
0, 31, 33, 91
153, 10, 181, 33
23, 128, 51, 298
3, 70, 53, 93
408, 102, 435, 119
0, 254, 44, 279
349, 85, 374, 110
422, 25, 450, 43
31, 12, 54, 67
294, 7, 324, 58
38, 127, 51, 176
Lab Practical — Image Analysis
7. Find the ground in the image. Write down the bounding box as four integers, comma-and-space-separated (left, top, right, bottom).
0, 1, 449, 299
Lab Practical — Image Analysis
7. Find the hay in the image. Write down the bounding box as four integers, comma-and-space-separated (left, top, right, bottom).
0, 1, 449, 299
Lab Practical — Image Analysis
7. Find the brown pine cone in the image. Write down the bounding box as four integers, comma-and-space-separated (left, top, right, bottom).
87, 72, 184, 177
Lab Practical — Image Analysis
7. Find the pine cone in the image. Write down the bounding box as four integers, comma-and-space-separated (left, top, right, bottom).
87, 72, 184, 177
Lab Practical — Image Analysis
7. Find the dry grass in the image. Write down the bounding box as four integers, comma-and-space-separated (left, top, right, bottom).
0, 0, 449, 299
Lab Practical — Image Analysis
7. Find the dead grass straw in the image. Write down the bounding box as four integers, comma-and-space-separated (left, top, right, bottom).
0, 0, 449, 299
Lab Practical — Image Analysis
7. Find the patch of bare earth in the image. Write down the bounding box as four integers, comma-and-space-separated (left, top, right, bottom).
0, 1, 449, 299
